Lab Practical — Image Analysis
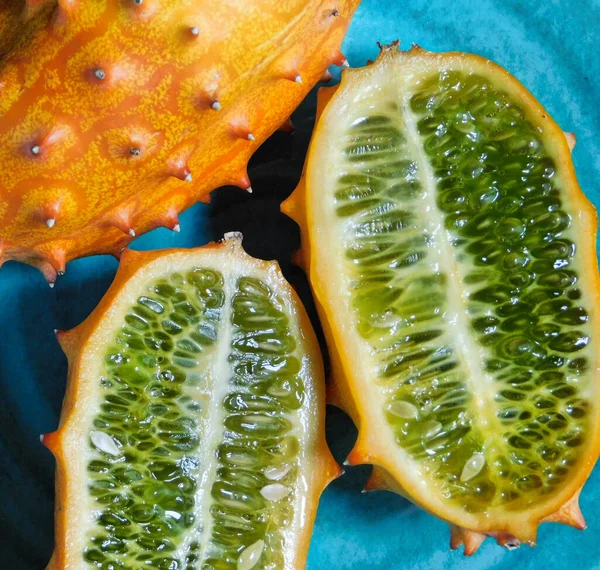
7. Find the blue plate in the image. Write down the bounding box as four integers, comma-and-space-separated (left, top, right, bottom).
1, 1, 599, 568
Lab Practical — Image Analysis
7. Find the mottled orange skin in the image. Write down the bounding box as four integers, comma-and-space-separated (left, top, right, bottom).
283, 45, 599, 554
0, 0, 360, 283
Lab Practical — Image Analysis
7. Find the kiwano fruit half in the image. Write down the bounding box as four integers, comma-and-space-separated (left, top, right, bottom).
0, 0, 359, 284
42, 233, 339, 569
283, 43, 600, 553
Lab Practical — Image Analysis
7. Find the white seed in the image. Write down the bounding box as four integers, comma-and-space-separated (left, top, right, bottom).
90, 431, 121, 457
45, 218, 56, 228
237, 540, 264, 570
184, 172, 193, 182
246, 186, 253, 194
387, 400, 419, 419
264, 464, 291, 481
247, 133, 255, 141
423, 420, 442, 439
172, 224, 181, 233
341, 58, 350, 68
39, 434, 44, 443
460, 453, 485, 482
48, 282, 55, 289
128, 228, 136, 237
94, 68, 106, 80
190, 26, 200, 36
294, 74, 303, 84
211, 100, 221, 111
260, 483, 290, 502
31, 144, 41, 155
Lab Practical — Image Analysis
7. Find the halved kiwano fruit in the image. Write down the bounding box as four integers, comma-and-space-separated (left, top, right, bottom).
42, 234, 338, 570
283, 43, 600, 553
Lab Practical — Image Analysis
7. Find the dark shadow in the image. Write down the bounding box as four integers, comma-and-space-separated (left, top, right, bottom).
0, 257, 118, 567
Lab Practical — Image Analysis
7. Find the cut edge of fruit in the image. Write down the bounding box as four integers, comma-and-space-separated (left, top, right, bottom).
42, 232, 340, 570
281, 42, 600, 553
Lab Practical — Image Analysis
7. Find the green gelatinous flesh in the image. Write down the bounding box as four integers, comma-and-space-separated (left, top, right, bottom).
334, 69, 594, 513
85, 270, 306, 569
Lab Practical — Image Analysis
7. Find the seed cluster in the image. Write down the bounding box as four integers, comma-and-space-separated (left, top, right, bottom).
202, 277, 303, 569
334, 70, 592, 512
84, 269, 305, 569
86, 269, 223, 569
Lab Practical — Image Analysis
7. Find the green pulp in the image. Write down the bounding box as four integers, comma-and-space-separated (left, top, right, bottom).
335, 70, 593, 512
84, 270, 305, 570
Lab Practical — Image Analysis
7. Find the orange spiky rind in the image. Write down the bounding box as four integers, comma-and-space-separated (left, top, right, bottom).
40, 430, 61, 455
541, 488, 587, 530
450, 526, 488, 556
54, 328, 81, 361
44, 234, 338, 570
278, 117, 295, 133
282, 43, 600, 554
450, 526, 525, 554
363, 466, 393, 493
0, 0, 361, 279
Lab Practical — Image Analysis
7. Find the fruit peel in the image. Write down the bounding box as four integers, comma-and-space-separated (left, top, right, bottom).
0, 0, 360, 284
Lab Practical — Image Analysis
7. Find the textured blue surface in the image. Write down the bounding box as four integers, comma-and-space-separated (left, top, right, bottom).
1, 1, 599, 568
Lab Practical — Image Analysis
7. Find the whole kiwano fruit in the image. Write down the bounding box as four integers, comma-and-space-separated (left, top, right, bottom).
0, 0, 359, 285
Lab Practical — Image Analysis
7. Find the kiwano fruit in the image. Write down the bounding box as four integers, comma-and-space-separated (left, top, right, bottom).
282, 43, 600, 553
42, 233, 339, 569
0, 0, 359, 284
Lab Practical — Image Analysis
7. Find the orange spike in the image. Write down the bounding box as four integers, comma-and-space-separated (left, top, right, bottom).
345, 436, 370, 466
108, 212, 135, 237
565, 132, 577, 153
230, 122, 256, 142
40, 430, 61, 454
449, 526, 486, 556
236, 172, 252, 193
55, 328, 80, 360
47, 247, 66, 275
281, 69, 303, 84
197, 191, 212, 204
541, 488, 586, 530
492, 531, 521, 550
157, 208, 180, 232
167, 157, 193, 182
281, 191, 299, 221
364, 466, 392, 492
31, 258, 58, 287
320, 69, 333, 83
329, 50, 349, 67
278, 117, 294, 134
41, 201, 61, 228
